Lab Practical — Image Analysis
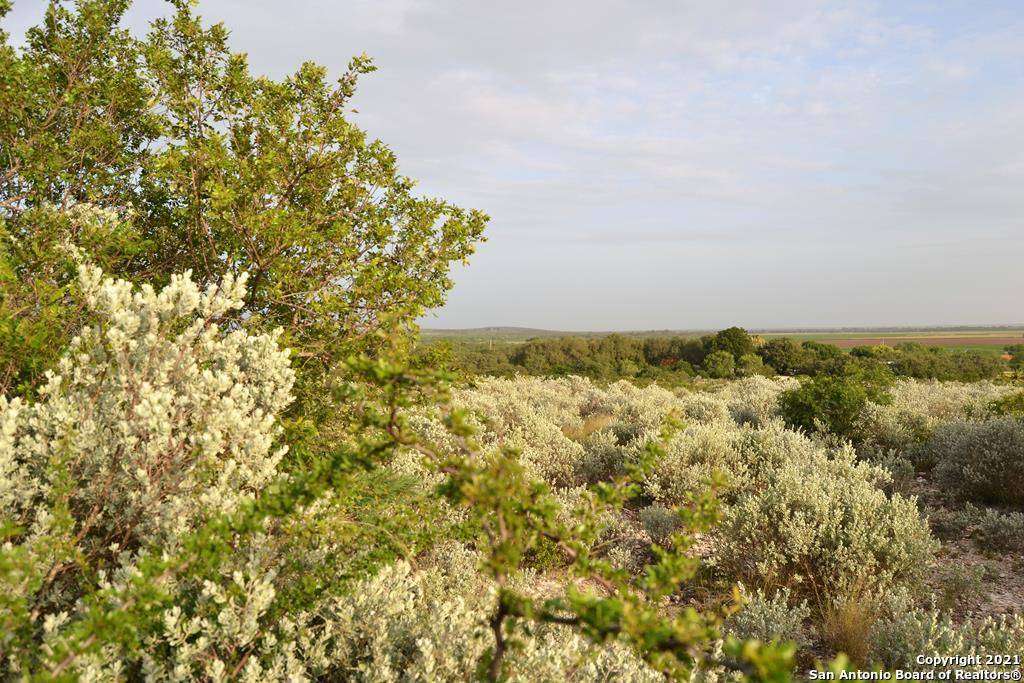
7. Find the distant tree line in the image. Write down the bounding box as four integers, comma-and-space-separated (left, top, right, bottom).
424, 327, 1009, 384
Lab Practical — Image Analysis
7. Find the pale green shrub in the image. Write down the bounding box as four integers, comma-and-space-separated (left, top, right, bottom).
506, 418, 586, 487
642, 423, 743, 504
870, 599, 1024, 669
551, 486, 653, 574
602, 380, 682, 432
686, 650, 746, 683
444, 377, 591, 487
454, 376, 592, 432
304, 544, 492, 680
928, 503, 985, 540
443, 375, 702, 489
306, 542, 662, 682
857, 401, 931, 455
574, 496, 652, 573
384, 417, 471, 530
115, 541, 309, 681
716, 448, 937, 600
857, 379, 1013, 458
676, 391, 734, 425
1, 266, 294, 556
392, 375, 978, 676
870, 449, 917, 494
610, 420, 646, 448
972, 507, 1024, 553
936, 564, 987, 612
575, 427, 627, 483
724, 588, 810, 648
886, 379, 1011, 423
396, 412, 463, 486
639, 504, 681, 546
931, 417, 1024, 504
1, 266, 308, 678
605, 541, 650, 575
730, 420, 826, 483
715, 376, 797, 427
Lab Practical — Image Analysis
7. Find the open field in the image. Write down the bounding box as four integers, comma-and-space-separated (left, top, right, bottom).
819, 335, 1022, 349
758, 330, 1024, 352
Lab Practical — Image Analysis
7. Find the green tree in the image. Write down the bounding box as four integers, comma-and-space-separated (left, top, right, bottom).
779, 369, 891, 440
800, 339, 842, 362
737, 352, 770, 377
703, 349, 736, 378
1006, 344, 1024, 376
0, 0, 161, 394
705, 326, 755, 360
0, 0, 487, 398
758, 337, 808, 375
989, 391, 1024, 417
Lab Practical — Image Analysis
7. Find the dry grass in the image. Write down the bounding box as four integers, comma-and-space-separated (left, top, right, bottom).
562, 413, 615, 442
819, 583, 878, 665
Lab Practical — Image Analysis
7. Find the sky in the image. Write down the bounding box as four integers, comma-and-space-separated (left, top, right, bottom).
6, 1, 1024, 330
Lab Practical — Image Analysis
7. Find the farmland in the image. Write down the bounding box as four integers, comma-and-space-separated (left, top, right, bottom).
760, 329, 1024, 351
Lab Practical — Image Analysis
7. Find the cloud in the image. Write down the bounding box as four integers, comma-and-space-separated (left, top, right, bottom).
5, 0, 1022, 328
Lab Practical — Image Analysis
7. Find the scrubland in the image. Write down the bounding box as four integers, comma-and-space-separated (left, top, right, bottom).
391, 375, 1024, 676
2, 2, 1022, 679
7, 265, 1022, 679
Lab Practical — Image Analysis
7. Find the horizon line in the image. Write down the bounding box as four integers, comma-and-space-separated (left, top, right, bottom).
421, 324, 1024, 335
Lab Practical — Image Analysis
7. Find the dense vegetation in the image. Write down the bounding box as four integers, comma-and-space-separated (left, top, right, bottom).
406, 375, 1024, 671
2, 2, 1022, 681
432, 328, 1009, 384
0, 0, 486, 406
0, 2, 789, 680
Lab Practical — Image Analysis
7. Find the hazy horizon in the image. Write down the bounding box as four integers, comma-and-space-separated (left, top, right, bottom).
7, 1, 1023, 329
421, 323, 1024, 334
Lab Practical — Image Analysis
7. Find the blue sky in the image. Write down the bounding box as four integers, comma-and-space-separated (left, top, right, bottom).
7, 1, 1024, 329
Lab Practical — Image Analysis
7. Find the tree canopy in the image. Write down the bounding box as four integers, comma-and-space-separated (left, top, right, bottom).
0, 0, 487, 396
